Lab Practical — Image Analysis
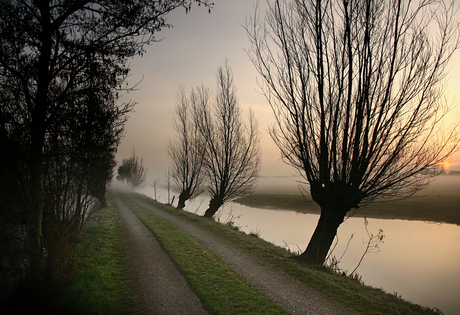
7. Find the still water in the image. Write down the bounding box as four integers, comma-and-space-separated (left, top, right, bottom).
138, 177, 460, 314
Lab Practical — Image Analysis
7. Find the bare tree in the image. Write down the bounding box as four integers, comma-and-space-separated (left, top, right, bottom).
195, 61, 261, 218
152, 178, 160, 201
168, 86, 208, 209
246, 0, 459, 264
117, 149, 148, 189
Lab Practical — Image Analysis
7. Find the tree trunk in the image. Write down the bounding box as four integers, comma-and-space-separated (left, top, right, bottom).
27, 86, 48, 281
176, 189, 190, 210
99, 195, 108, 208
203, 196, 224, 218
26, 145, 45, 281
90, 185, 108, 208
25, 0, 52, 281
297, 206, 347, 264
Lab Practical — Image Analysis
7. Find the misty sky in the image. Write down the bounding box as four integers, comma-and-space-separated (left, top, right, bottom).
116, 0, 460, 183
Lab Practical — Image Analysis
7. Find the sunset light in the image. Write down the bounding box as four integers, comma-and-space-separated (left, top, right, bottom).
440, 161, 452, 170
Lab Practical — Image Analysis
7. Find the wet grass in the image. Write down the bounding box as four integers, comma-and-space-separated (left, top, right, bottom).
133, 192, 442, 315
119, 193, 289, 315
3, 194, 146, 315
61, 194, 145, 314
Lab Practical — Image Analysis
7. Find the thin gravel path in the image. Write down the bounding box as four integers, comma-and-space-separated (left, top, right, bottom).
113, 193, 208, 315
127, 193, 356, 315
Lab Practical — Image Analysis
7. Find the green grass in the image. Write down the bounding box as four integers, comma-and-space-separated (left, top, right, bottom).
132, 192, 442, 315
2, 193, 144, 315
119, 193, 289, 315
60, 193, 145, 315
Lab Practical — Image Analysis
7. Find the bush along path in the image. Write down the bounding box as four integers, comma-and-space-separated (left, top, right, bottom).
115, 192, 355, 315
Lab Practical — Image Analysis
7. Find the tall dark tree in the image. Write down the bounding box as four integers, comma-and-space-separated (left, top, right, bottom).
0, 0, 212, 280
2, 52, 131, 279
168, 86, 208, 209
195, 61, 261, 218
246, 0, 459, 264
77, 85, 130, 208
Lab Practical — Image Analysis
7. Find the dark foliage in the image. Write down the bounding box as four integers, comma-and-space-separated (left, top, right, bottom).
117, 149, 148, 189
0, 0, 212, 292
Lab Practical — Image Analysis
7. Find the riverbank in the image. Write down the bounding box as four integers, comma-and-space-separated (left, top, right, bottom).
235, 193, 460, 225
1, 195, 145, 315
235, 174, 460, 225
130, 192, 441, 315
136, 175, 459, 314
9, 192, 445, 314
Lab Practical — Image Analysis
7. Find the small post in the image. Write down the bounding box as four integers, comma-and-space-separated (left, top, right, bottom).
152, 178, 159, 201
167, 168, 171, 204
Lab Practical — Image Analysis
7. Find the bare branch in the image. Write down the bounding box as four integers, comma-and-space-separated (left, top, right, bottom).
245, 0, 460, 264
168, 86, 208, 209
194, 60, 261, 217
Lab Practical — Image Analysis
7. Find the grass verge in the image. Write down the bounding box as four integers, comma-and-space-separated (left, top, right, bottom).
132, 192, 442, 315
2, 193, 144, 314
119, 193, 289, 315
60, 193, 145, 315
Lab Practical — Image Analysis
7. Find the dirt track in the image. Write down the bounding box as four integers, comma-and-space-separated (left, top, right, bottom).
114, 193, 208, 315
114, 192, 356, 315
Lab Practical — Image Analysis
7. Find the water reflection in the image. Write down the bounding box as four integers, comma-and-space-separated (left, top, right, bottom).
137, 180, 460, 315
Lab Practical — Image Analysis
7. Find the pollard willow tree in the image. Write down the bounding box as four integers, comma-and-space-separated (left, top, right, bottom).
246, 0, 459, 264
0, 0, 212, 280
195, 61, 261, 218
168, 86, 208, 209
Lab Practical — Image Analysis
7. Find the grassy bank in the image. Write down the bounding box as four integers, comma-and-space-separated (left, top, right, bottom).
2, 194, 145, 315
60, 193, 145, 314
132, 192, 442, 315
235, 193, 460, 225
119, 193, 289, 314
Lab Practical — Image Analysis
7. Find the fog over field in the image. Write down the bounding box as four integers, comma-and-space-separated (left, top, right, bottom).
138, 172, 460, 226
251, 173, 460, 196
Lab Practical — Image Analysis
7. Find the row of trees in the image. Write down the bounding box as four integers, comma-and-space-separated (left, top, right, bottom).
167, 0, 459, 267
166, 0, 459, 267
169, 61, 261, 217
0, 0, 212, 292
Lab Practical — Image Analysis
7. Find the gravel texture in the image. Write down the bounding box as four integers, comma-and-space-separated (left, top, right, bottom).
127, 193, 357, 315
114, 193, 208, 315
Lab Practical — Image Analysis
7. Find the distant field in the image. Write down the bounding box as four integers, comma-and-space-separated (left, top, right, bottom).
236, 175, 460, 225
